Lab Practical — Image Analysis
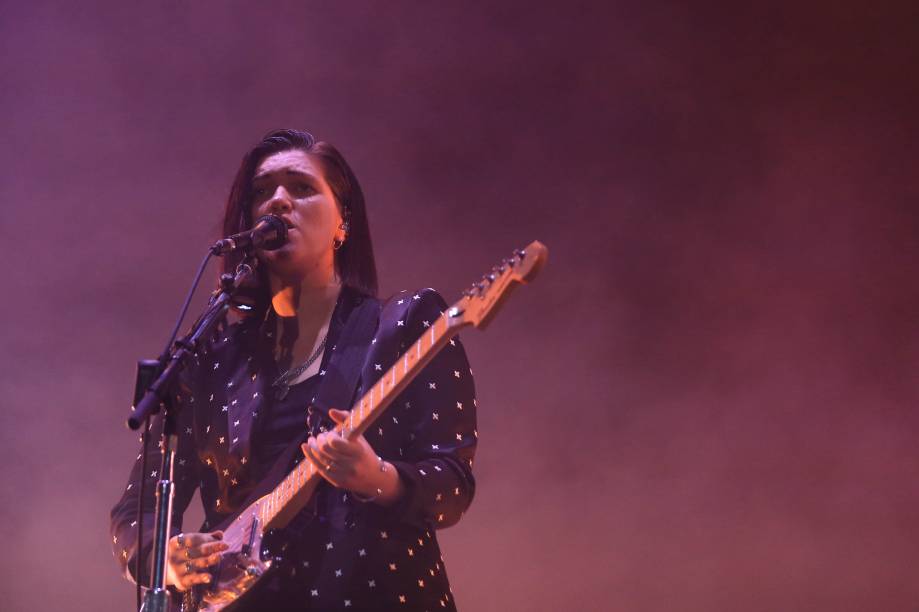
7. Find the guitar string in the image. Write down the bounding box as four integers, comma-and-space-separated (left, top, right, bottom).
264, 316, 452, 526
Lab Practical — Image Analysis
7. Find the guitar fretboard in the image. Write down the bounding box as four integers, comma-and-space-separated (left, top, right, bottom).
256, 306, 462, 530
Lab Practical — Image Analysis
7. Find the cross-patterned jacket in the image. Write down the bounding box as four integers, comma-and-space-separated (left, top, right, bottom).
110, 286, 478, 611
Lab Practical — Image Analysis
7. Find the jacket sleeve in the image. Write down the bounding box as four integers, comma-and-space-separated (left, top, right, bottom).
385, 288, 478, 530
109, 379, 201, 585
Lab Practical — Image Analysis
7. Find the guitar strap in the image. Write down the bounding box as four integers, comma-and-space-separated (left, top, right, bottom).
231, 291, 382, 513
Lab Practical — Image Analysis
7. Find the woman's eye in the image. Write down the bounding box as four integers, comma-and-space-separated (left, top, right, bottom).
293, 183, 313, 194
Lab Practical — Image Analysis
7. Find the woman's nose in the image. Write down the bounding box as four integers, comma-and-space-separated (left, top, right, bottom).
266, 187, 292, 214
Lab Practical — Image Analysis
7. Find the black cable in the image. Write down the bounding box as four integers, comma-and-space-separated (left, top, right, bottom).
161, 251, 215, 360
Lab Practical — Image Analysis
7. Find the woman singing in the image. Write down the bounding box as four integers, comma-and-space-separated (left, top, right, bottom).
110, 129, 477, 611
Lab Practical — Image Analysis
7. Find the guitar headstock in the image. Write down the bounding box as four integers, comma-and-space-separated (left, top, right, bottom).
447, 240, 548, 331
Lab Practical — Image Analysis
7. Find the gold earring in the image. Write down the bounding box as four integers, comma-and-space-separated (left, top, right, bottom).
334, 221, 349, 250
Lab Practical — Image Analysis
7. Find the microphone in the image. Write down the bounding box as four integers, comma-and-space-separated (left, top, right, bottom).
211, 215, 288, 255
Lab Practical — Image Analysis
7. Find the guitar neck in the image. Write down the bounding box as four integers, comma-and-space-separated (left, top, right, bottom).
260, 307, 464, 531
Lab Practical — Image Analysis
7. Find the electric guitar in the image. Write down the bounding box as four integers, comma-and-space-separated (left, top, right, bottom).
180, 241, 548, 611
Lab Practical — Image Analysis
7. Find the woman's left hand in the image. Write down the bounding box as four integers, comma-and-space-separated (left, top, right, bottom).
301, 409, 403, 504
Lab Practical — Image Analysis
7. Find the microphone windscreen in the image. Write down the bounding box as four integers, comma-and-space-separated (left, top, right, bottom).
254, 215, 288, 251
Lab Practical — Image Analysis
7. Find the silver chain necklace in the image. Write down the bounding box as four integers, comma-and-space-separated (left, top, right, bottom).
271, 333, 328, 400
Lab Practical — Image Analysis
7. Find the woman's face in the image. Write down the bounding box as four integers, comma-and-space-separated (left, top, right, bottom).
249, 149, 345, 283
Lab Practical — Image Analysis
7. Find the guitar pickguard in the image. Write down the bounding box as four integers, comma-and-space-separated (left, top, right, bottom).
180, 499, 277, 611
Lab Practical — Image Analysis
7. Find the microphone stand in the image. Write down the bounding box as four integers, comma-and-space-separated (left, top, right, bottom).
130, 252, 260, 612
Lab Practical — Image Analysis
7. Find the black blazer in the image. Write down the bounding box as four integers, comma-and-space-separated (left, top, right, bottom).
110, 287, 478, 611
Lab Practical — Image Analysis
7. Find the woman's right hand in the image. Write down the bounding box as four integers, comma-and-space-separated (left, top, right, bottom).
165, 531, 228, 591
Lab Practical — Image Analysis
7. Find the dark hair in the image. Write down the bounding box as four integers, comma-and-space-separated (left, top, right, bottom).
221, 129, 378, 314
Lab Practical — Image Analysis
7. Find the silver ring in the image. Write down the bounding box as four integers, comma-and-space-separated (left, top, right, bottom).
176, 533, 186, 547
325, 462, 334, 471
185, 562, 194, 573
